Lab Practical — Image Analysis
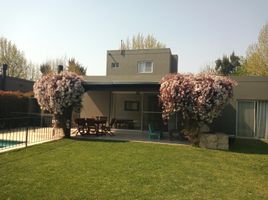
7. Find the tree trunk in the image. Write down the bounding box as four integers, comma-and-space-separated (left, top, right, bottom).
182, 118, 201, 146
54, 107, 73, 138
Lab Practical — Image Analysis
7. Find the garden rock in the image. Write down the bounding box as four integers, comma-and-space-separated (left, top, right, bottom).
199, 133, 229, 150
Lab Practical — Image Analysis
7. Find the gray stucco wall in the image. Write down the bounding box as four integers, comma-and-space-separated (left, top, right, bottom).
80, 91, 111, 118
106, 49, 175, 77
232, 76, 268, 100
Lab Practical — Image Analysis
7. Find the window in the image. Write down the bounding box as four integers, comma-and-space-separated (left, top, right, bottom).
137, 61, 153, 73
256, 101, 268, 138
111, 62, 119, 68
124, 101, 140, 111
237, 101, 255, 137
237, 100, 268, 139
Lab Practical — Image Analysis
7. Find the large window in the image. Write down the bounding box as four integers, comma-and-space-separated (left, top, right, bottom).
256, 101, 268, 138
237, 100, 268, 139
237, 101, 255, 137
137, 61, 153, 73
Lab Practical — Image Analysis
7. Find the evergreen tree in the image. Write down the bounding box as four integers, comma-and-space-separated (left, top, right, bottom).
215, 52, 241, 75
67, 58, 86, 75
40, 64, 52, 75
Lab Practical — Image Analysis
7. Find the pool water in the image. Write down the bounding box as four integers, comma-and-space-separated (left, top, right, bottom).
0, 140, 24, 148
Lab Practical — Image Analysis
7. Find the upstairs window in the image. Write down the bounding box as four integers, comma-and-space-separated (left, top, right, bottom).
137, 61, 153, 73
111, 62, 119, 68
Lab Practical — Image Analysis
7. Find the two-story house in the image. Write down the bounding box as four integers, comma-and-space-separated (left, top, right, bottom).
81, 48, 268, 139
81, 48, 178, 131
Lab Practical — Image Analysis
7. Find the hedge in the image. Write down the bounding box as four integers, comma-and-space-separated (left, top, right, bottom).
0, 90, 40, 118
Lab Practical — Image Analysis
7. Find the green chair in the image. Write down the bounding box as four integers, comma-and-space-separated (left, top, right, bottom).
148, 123, 163, 140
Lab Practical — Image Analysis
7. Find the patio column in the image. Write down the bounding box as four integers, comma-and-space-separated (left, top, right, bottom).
140, 92, 144, 132
108, 90, 112, 123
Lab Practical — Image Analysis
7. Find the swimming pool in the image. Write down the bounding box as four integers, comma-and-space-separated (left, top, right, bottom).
0, 140, 24, 149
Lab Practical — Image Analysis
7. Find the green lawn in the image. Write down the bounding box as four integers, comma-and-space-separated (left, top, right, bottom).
0, 139, 268, 200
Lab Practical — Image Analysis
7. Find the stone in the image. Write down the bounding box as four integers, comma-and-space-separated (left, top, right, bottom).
217, 143, 229, 150
217, 133, 229, 144
206, 142, 218, 149
206, 134, 218, 143
199, 132, 229, 150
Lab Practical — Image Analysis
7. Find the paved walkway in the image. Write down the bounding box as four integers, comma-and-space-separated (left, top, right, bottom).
1, 128, 188, 153
73, 129, 189, 146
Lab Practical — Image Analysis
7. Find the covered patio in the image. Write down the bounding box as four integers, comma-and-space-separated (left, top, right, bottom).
78, 76, 182, 143
81, 76, 176, 132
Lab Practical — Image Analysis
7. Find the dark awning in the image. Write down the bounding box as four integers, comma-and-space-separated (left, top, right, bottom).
82, 82, 160, 92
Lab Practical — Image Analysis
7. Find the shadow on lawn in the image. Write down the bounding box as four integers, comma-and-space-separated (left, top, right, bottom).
71, 137, 129, 143
229, 138, 268, 154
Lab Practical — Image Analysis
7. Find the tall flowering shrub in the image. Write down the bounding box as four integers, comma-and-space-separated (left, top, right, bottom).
33, 71, 84, 137
159, 73, 236, 144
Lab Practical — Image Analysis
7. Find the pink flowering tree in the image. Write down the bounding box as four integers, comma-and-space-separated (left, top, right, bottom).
159, 73, 236, 145
33, 71, 84, 138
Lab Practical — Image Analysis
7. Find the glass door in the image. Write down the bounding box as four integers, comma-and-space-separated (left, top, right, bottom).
256, 101, 268, 139
142, 93, 166, 131
237, 101, 255, 137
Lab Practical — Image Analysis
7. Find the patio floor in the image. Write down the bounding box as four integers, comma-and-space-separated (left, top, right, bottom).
72, 129, 189, 146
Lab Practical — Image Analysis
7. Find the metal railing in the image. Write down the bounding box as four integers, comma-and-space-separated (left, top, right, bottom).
0, 115, 63, 152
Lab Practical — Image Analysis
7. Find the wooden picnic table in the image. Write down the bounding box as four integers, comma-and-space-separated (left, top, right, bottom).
114, 119, 134, 129
75, 117, 112, 136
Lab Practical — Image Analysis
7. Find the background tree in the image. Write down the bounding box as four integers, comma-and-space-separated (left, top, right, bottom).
244, 23, 268, 76
215, 52, 242, 75
0, 37, 28, 79
120, 33, 166, 50
27, 61, 41, 81
40, 63, 52, 75
199, 63, 219, 75
159, 73, 236, 145
67, 58, 87, 75
33, 71, 84, 137
40, 57, 67, 75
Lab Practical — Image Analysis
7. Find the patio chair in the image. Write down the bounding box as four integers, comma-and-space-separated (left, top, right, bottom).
148, 123, 163, 140
86, 118, 98, 135
75, 118, 86, 136
103, 118, 116, 136
95, 116, 108, 135
95, 116, 108, 121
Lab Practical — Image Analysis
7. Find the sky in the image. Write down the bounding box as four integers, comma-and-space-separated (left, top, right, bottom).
0, 0, 268, 75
